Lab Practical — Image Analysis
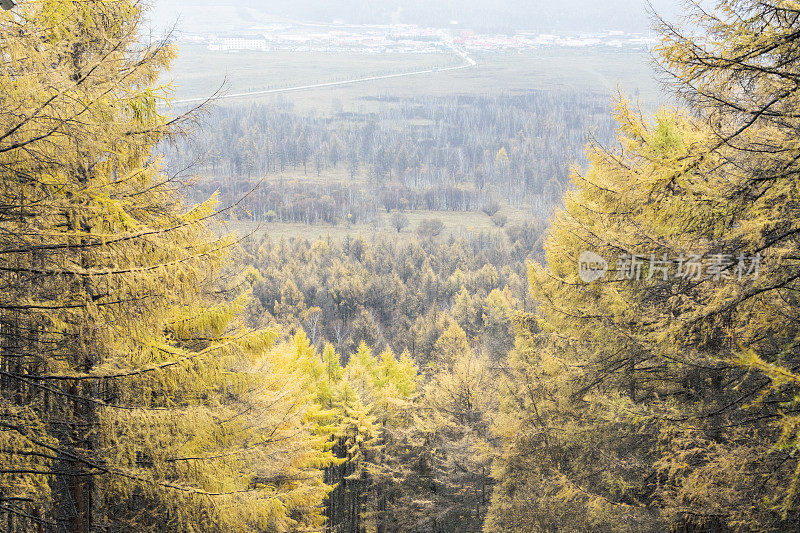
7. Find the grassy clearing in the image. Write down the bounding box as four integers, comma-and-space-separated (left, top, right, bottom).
245, 167, 371, 186
166, 46, 666, 114
223, 206, 534, 244
165, 46, 461, 108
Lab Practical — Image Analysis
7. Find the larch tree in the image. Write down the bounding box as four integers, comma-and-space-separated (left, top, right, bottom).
488, 0, 800, 528
416, 332, 496, 533
0, 1, 331, 531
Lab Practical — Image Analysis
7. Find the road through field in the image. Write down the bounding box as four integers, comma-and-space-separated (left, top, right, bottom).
173, 44, 476, 105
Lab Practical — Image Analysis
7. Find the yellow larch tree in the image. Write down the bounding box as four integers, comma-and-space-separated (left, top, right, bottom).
0, 1, 332, 531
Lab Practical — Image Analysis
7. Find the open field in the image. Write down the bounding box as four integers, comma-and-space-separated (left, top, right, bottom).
222, 206, 534, 243
238, 167, 373, 186
166, 46, 667, 114
165, 46, 463, 107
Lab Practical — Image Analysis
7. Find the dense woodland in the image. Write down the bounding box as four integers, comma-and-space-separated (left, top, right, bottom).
241, 225, 544, 363
4, 0, 800, 532
166, 91, 615, 223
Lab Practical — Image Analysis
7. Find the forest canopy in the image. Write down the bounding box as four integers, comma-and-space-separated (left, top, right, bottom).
3, 0, 800, 532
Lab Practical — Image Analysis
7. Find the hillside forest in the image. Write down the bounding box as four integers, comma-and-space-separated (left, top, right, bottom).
3, 1, 800, 532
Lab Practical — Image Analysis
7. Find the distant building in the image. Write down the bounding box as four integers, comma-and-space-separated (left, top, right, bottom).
213, 38, 268, 51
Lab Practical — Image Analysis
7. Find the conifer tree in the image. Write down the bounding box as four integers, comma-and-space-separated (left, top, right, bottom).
488, 1, 800, 525
0, 2, 331, 530
417, 337, 496, 532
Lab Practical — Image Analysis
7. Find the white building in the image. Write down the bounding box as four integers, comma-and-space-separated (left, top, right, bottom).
213, 38, 268, 51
